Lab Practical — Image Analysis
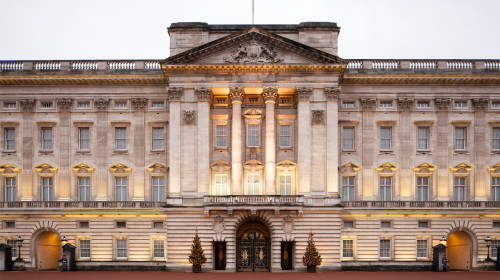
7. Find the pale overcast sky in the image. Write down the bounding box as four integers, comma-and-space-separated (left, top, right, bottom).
1, 0, 499, 60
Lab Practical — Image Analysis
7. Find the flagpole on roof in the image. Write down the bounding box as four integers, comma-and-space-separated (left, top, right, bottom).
252, 0, 254, 25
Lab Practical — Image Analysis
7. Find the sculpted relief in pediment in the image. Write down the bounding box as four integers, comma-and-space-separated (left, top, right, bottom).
224, 39, 283, 63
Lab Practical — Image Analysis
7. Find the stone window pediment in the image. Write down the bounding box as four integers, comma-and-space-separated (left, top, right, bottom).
146, 162, 168, 174
450, 162, 473, 175
109, 163, 132, 175
71, 163, 95, 174
243, 159, 264, 172
34, 162, 57, 175
210, 160, 231, 172
340, 162, 362, 174
375, 162, 398, 174
0, 163, 21, 175
413, 162, 436, 175
487, 163, 500, 174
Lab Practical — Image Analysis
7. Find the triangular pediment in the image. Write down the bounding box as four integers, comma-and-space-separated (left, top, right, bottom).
450, 162, 473, 174
340, 162, 362, 173
413, 162, 436, 175
109, 162, 132, 174
71, 162, 95, 173
488, 163, 500, 174
34, 162, 57, 174
375, 162, 398, 174
0, 163, 21, 174
146, 162, 168, 173
163, 27, 346, 65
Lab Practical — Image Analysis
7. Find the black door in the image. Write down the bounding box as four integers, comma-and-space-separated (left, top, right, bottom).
213, 242, 226, 270
237, 230, 270, 272
281, 242, 293, 270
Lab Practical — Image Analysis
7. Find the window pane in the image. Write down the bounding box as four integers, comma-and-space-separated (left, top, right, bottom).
280, 125, 291, 147
343, 127, 354, 150
279, 174, 292, 195
493, 128, 500, 150
417, 127, 428, 150
115, 128, 127, 150
454, 177, 466, 201
42, 128, 52, 150
79, 127, 90, 150
6, 177, 17, 201
42, 177, 54, 201
247, 174, 260, 195
455, 127, 466, 150
152, 176, 165, 201
152, 128, 164, 150
380, 177, 392, 201
417, 240, 428, 258
380, 240, 391, 258
216, 125, 228, 148
115, 177, 128, 201
215, 174, 228, 195
380, 127, 391, 150
342, 239, 354, 258
248, 124, 259, 147
153, 240, 165, 258
492, 177, 500, 201
417, 177, 429, 201
342, 176, 355, 201
5, 128, 15, 151
116, 240, 127, 258
78, 177, 91, 201
80, 239, 91, 258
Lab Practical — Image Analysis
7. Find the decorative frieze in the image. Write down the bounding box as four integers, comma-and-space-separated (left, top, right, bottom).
19, 99, 36, 112
312, 110, 325, 125
183, 110, 197, 125
195, 87, 211, 102
262, 86, 278, 103
435, 98, 451, 110
397, 98, 414, 111
94, 98, 110, 111
130, 98, 148, 110
57, 98, 73, 111
167, 87, 183, 101
472, 98, 489, 111
229, 87, 244, 103
295, 87, 313, 102
360, 98, 377, 111
324, 87, 341, 101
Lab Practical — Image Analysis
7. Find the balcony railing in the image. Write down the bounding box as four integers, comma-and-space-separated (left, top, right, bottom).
345, 59, 500, 71
0, 201, 168, 209
204, 195, 304, 206
341, 200, 500, 209
0, 60, 162, 72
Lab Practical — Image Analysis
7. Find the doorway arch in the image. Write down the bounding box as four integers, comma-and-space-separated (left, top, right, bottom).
35, 231, 61, 270
447, 231, 472, 270
236, 219, 271, 272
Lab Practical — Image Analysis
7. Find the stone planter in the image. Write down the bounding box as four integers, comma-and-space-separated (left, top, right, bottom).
307, 266, 316, 273
193, 264, 202, 273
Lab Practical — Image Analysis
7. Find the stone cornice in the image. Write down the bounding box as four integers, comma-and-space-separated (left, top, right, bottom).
341, 74, 500, 85
0, 74, 167, 86
162, 64, 345, 76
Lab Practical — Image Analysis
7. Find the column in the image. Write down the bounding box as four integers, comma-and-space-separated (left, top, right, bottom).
230, 87, 244, 195
435, 98, 451, 200
263, 86, 277, 195
296, 87, 313, 195
56, 98, 73, 201
131, 98, 148, 201
168, 87, 183, 196
93, 98, 110, 201
19, 99, 35, 201
472, 98, 488, 200
325, 87, 340, 196
196, 88, 211, 195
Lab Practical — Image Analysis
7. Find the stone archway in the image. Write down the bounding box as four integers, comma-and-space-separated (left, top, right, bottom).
35, 231, 61, 270
236, 219, 271, 272
447, 231, 472, 270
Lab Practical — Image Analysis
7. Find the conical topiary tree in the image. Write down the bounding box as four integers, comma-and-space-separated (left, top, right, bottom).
188, 230, 206, 272
302, 229, 321, 272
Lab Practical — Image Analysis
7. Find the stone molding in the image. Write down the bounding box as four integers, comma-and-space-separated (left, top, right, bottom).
0, 163, 21, 175
183, 110, 197, 125
262, 86, 278, 103
339, 162, 362, 174
57, 98, 73, 111
295, 87, 312, 102
450, 162, 473, 175
167, 87, 183, 101
435, 98, 451, 110
375, 162, 398, 174
94, 98, 110, 111
71, 162, 95, 174
397, 98, 414, 111
360, 98, 377, 111
146, 162, 168, 173
34, 162, 58, 174
195, 87, 212, 102
224, 39, 283, 63
19, 99, 36, 112
229, 87, 244, 103
109, 162, 132, 174
472, 98, 489, 111
324, 87, 341, 101
130, 98, 148, 111
312, 110, 325, 125
413, 162, 436, 176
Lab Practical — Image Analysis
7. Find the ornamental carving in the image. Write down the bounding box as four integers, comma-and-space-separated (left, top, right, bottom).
413, 162, 436, 175
295, 87, 313, 102
339, 162, 362, 174
487, 163, 500, 174
230, 87, 244, 103
146, 162, 168, 173
224, 39, 283, 63
19, 99, 36, 111
375, 162, 398, 174
71, 162, 95, 174
183, 110, 196, 125
360, 98, 377, 111
397, 98, 414, 111
34, 162, 58, 174
312, 110, 325, 125
472, 98, 489, 111
130, 98, 148, 110
283, 215, 295, 241
262, 86, 278, 103
57, 98, 73, 111
195, 88, 211, 102
324, 87, 341, 101
213, 215, 225, 241
167, 87, 183, 101
435, 98, 451, 110
0, 163, 21, 174
450, 162, 473, 174
108, 162, 132, 174
94, 98, 110, 111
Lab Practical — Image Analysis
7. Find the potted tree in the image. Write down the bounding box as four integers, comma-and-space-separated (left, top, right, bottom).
302, 230, 322, 273
188, 230, 207, 273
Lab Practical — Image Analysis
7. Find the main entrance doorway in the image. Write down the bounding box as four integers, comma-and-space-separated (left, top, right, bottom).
447, 231, 472, 270
236, 220, 270, 272
36, 231, 61, 270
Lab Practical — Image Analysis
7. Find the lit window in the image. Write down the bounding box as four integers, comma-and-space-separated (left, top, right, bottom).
342, 176, 355, 201
216, 125, 228, 148
79, 127, 90, 150
116, 239, 127, 258
417, 127, 429, 150
493, 128, 500, 150
247, 124, 259, 147
416, 102, 429, 108
342, 127, 355, 150
380, 101, 392, 108
41, 127, 53, 150
5, 128, 15, 151
115, 177, 128, 201
279, 125, 291, 148
492, 177, 500, 201
115, 102, 127, 108
380, 239, 391, 258
115, 127, 127, 150
214, 174, 228, 196
417, 240, 428, 258
5, 177, 17, 201
78, 102, 90, 108
455, 127, 466, 150
152, 102, 164, 108
153, 240, 165, 258
78, 177, 90, 201
80, 239, 91, 258
42, 177, 54, 201
279, 174, 292, 195
454, 177, 466, 201
41, 102, 53, 108
380, 177, 392, 201
247, 174, 260, 195
380, 127, 392, 150
152, 176, 165, 201
342, 102, 355, 108
417, 177, 429, 201
152, 127, 164, 150
454, 101, 467, 108
342, 239, 354, 258
4, 102, 16, 108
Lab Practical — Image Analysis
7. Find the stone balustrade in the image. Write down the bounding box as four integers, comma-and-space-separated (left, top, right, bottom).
341, 200, 500, 209
0, 201, 168, 209
345, 59, 500, 71
0, 60, 162, 72
204, 195, 304, 205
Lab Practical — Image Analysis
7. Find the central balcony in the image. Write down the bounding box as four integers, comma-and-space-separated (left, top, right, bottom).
203, 195, 304, 206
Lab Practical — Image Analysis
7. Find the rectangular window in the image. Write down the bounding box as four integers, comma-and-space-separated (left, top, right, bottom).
417, 127, 429, 150
455, 127, 466, 150
4, 102, 16, 109
7, 240, 17, 259
380, 177, 392, 201
152, 102, 164, 108
79, 221, 89, 228
492, 102, 500, 109
153, 240, 165, 258
215, 125, 228, 148
41, 127, 53, 151
42, 177, 54, 201
5, 128, 15, 151
247, 174, 260, 195
115, 177, 128, 201
115, 127, 127, 150
417, 102, 430, 108
454, 177, 466, 201
493, 128, 500, 150
41, 102, 53, 108
380, 127, 392, 150
77, 102, 90, 108
115, 102, 127, 108
79, 127, 90, 150
342, 102, 355, 108
342, 176, 355, 201
491, 240, 500, 258
454, 101, 467, 108
342, 239, 354, 258
152, 127, 164, 150
5, 221, 15, 228
153, 221, 164, 229
279, 174, 292, 195
247, 124, 259, 147
78, 177, 90, 201
116, 221, 127, 228
116, 239, 127, 258
5, 177, 17, 201
342, 127, 355, 150
417, 240, 428, 258
380, 101, 392, 108
380, 239, 391, 258
343, 221, 354, 228
492, 177, 500, 201
417, 177, 429, 201
493, 221, 500, 228
279, 125, 292, 148
152, 176, 165, 201
214, 174, 228, 196
80, 239, 91, 258
418, 221, 429, 228
381, 221, 391, 228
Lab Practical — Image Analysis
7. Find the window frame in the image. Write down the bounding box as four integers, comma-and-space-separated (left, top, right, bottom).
78, 176, 91, 201
416, 176, 430, 201
416, 239, 429, 259
492, 177, 500, 201
247, 124, 260, 148
215, 124, 228, 149
246, 173, 261, 195
454, 176, 467, 201
4, 127, 16, 152
454, 127, 467, 151
152, 127, 165, 151
379, 176, 393, 201
151, 176, 165, 201
79, 239, 91, 259
78, 127, 90, 151
5, 177, 17, 202
115, 238, 128, 259
115, 176, 128, 201
41, 176, 54, 201
115, 127, 127, 151
153, 239, 165, 259
380, 126, 392, 151
342, 126, 355, 151
342, 176, 355, 201
379, 238, 392, 259
279, 124, 292, 148
41, 127, 53, 151
417, 126, 429, 151
493, 127, 500, 152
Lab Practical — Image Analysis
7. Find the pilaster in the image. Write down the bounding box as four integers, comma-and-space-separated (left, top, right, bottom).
196, 88, 211, 196
168, 87, 183, 196
325, 87, 340, 196
56, 98, 73, 201
263, 86, 277, 195
94, 98, 110, 200
230, 87, 244, 195
131, 98, 147, 201
296, 87, 312, 195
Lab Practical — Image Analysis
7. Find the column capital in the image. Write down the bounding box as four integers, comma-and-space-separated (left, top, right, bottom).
397, 98, 414, 111
57, 98, 73, 111
130, 98, 148, 111
167, 87, 184, 102
324, 87, 341, 101
295, 87, 313, 102
262, 86, 278, 103
195, 87, 211, 102
230, 87, 244, 103
93, 98, 110, 111
360, 98, 377, 111
19, 99, 36, 112
435, 98, 451, 110
472, 98, 489, 111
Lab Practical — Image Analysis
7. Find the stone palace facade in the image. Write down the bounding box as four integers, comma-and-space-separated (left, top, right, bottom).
0, 22, 499, 271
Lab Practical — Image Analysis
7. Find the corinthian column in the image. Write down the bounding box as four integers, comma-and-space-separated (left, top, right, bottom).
230, 87, 244, 195
325, 87, 341, 196
263, 86, 277, 195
